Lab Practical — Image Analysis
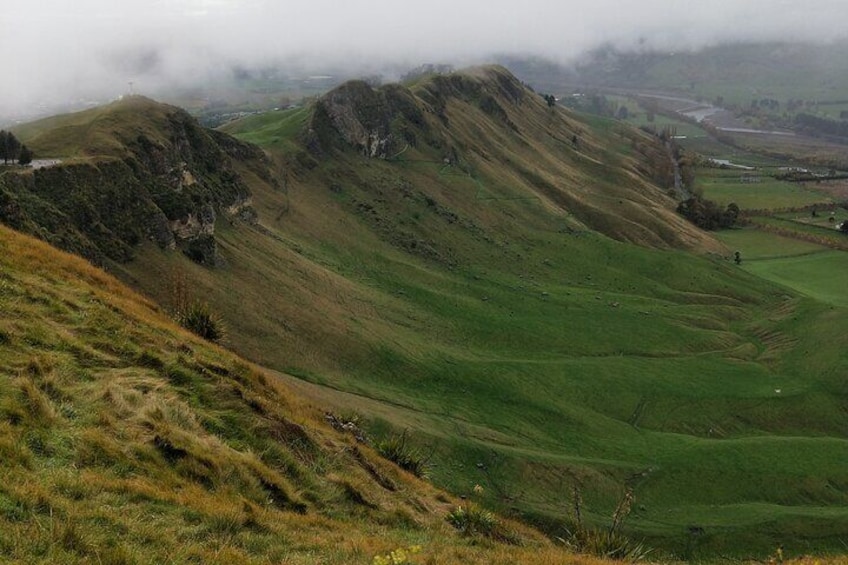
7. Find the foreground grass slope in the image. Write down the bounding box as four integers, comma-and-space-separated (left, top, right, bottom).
0, 223, 606, 564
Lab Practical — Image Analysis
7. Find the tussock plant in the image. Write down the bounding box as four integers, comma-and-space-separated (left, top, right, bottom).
178, 301, 224, 343
559, 486, 651, 562
168, 268, 224, 342
375, 431, 430, 478
445, 484, 518, 543
446, 504, 497, 537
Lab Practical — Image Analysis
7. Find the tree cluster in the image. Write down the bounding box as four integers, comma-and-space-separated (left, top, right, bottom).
0, 131, 33, 165
676, 196, 739, 230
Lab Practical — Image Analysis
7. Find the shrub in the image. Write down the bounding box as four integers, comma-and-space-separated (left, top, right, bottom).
446, 504, 497, 536
178, 301, 224, 342
677, 195, 740, 230
562, 527, 650, 561
375, 431, 430, 478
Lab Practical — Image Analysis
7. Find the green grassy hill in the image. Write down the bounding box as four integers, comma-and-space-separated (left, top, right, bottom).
3, 66, 848, 561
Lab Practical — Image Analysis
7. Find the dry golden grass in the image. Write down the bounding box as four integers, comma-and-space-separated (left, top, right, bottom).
0, 222, 616, 564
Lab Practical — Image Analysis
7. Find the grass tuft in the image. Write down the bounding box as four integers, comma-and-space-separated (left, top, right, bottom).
446, 504, 497, 536
16, 377, 57, 426
375, 431, 430, 479
178, 301, 225, 343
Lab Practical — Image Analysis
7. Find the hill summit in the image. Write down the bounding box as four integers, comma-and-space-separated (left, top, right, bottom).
2, 97, 272, 265
298, 66, 722, 252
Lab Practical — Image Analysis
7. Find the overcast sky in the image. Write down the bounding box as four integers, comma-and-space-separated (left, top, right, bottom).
3, 0, 848, 118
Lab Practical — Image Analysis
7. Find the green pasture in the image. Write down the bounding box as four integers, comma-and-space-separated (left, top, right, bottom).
306, 231, 848, 558
753, 216, 848, 242
743, 250, 848, 308
219, 106, 310, 150
716, 229, 847, 306
716, 229, 827, 259
781, 209, 848, 230
697, 168, 834, 209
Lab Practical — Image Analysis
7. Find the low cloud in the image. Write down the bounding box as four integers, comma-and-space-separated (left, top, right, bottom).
4, 0, 848, 119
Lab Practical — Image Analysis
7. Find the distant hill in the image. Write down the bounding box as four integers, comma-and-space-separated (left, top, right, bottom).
229, 65, 722, 253
505, 41, 848, 107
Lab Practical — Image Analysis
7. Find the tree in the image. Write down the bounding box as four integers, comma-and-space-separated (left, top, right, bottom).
0, 130, 21, 165
721, 202, 740, 228
18, 144, 33, 166
677, 196, 740, 231
0, 131, 8, 164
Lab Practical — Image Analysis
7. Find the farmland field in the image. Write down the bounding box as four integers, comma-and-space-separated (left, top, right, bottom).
743, 250, 848, 308
716, 228, 829, 259
697, 168, 834, 209
716, 228, 848, 308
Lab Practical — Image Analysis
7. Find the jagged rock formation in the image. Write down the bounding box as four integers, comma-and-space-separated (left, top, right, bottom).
308, 81, 425, 158
0, 97, 269, 266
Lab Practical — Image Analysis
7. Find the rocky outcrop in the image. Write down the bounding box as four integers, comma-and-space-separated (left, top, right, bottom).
308, 81, 425, 158
307, 66, 527, 159
0, 99, 269, 267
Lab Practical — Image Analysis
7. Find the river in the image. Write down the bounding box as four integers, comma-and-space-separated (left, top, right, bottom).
634, 93, 796, 137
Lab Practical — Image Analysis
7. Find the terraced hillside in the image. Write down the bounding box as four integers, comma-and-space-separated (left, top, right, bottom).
4, 66, 848, 560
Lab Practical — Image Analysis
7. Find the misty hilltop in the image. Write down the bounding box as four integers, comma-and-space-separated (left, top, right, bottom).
4, 1, 848, 121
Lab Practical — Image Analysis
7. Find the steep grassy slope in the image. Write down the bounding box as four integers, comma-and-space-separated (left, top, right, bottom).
4, 66, 848, 560
0, 222, 606, 564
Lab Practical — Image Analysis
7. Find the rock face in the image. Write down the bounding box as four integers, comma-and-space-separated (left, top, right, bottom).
0, 98, 269, 266
308, 81, 425, 158
306, 66, 526, 160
